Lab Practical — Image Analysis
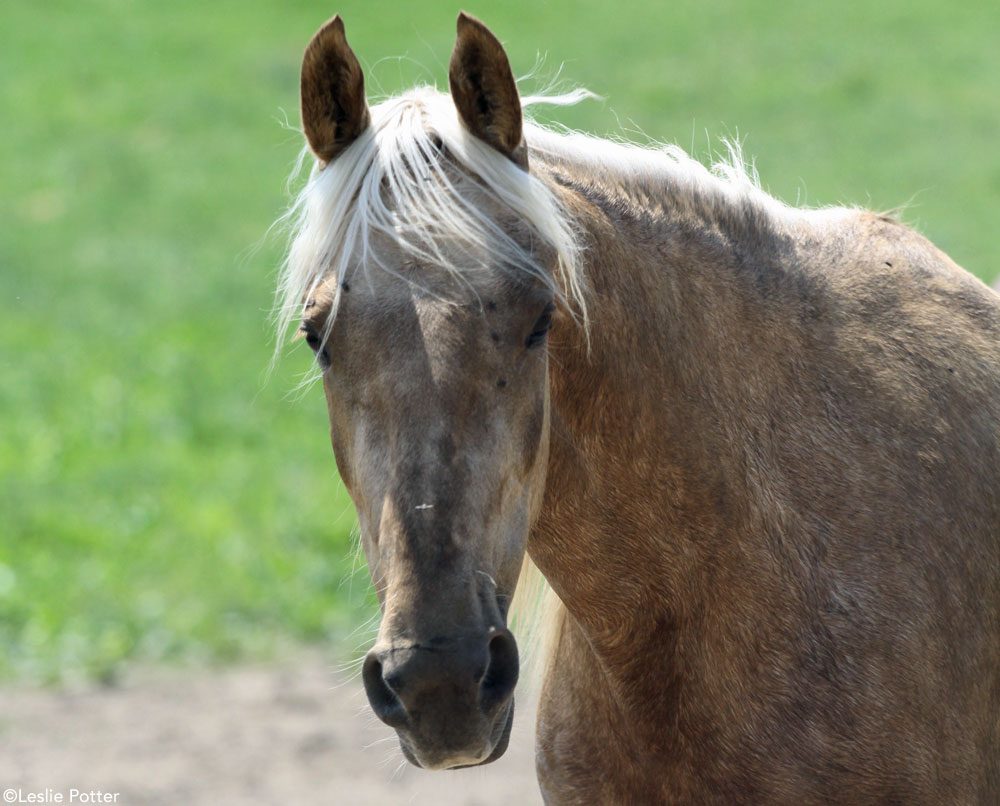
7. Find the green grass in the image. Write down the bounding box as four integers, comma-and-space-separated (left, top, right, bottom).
2, 0, 997, 683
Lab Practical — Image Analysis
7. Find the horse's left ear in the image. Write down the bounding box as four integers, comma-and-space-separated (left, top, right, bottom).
449, 12, 527, 169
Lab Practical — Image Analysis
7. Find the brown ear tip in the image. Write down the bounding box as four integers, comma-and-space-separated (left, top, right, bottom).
304, 15, 348, 64
318, 13, 346, 40
456, 11, 484, 33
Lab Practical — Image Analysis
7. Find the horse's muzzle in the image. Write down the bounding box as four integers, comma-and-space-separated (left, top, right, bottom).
361, 627, 519, 769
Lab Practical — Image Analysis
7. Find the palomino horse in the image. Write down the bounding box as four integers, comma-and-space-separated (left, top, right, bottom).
278, 13, 1000, 804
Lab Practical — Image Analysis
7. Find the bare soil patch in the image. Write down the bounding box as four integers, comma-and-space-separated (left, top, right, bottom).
0, 654, 542, 805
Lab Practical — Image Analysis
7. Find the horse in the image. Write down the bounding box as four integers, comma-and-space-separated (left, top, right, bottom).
277, 13, 1000, 804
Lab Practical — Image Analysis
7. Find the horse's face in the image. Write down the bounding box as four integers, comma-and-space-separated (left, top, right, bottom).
303, 251, 552, 768
295, 14, 555, 768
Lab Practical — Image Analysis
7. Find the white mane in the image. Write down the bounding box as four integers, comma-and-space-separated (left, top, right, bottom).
522, 116, 853, 225
275, 87, 849, 347
275, 88, 588, 346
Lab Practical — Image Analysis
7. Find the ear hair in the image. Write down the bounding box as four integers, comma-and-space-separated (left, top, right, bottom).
448, 12, 527, 169
300, 15, 370, 163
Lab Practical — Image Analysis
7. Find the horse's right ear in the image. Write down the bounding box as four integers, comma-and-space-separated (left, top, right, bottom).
300, 15, 370, 163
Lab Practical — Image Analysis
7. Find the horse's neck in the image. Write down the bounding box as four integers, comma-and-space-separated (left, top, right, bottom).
530, 152, 805, 663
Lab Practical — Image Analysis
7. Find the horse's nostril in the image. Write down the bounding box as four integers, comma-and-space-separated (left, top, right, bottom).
480, 629, 519, 713
362, 651, 408, 729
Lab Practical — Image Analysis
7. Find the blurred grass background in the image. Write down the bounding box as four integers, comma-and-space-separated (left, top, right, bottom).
1, 0, 997, 684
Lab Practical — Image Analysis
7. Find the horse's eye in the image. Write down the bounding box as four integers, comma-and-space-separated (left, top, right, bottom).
525, 302, 556, 349
300, 324, 330, 367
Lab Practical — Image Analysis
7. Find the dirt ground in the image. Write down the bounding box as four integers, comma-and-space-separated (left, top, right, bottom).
0, 654, 543, 805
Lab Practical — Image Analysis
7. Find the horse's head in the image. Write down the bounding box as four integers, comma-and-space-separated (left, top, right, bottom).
286, 14, 581, 769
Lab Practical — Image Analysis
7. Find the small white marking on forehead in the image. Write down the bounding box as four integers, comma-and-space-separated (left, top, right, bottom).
415, 503, 434, 510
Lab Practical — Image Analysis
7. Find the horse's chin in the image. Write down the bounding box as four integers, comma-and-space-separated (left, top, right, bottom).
397, 697, 515, 771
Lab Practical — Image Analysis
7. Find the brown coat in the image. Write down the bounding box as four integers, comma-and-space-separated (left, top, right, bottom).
289, 13, 1000, 804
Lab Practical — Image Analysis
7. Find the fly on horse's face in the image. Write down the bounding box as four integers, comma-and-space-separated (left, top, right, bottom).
292, 13, 566, 769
